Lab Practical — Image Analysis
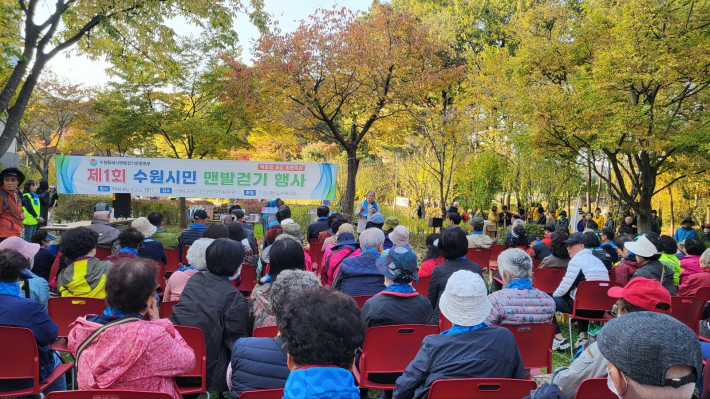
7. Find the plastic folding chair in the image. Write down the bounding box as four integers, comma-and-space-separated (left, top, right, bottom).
154, 261, 166, 294
353, 324, 440, 390
0, 326, 73, 397
427, 378, 537, 399
236, 264, 257, 293
670, 296, 705, 335
563, 281, 621, 356
48, 297, 106, 352
466, 248, 491, 267
439, 313, 453, 331
48, 250, 62, 284
695, 286, 710, 301
309, 239, 324, 267
159, 300, 178, 318
607, 269, 616, 281
253, 325, 279, 338
532, 268, 566, 295
412, 275, 430, 298
574, 378, 617, 399
46, 390, 173, 399
532, 258, 542, 271
181, 245, 190, 265
352, 295, 374, 309
95, 247, 112, 260
164, 248, 181, 273
489, 244, 504, 262
500, 323, 556, 376
174, 325, 209, 398
239, 389, 285, 399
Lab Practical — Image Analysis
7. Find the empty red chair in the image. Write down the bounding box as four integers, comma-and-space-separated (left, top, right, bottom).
46, 390, 173, 399
412, 275, 430, 298
239, 388, 285, 399
95, 247, 112, 260
352, 295, 374, 308
48, 297, 106, 352
353, 324, 440, 390
695, 286, 710, 301
159, 300, 178, 318
253, 325, 279, 338
670, 296, 705, 335
309, 239, 324, 267
574, 378, 617, 399
500, 323, 556, 376
174, 325, 208, 397
236, 264, 257, 293
164, 248, 181, 273
489, 244, 504, 262
0, 326, 73, 397
427, 378, 537, 399
532, 268, 565, 294
563, 281, 621, 356
466, 248, 491, 267
439, 313, 453, 331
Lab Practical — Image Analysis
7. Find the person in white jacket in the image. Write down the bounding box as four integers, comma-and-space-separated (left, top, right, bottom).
551, 232, 609, 351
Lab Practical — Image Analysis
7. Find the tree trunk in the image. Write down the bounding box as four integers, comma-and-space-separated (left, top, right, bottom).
342, 147, 360, 221
179, 197, 187, 229
669, 186, 675, 234
635, 198, 653, 234
586, 159, 592, 213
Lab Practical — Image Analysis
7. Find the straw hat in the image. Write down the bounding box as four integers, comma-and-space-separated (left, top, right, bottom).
439, 270, 492, 327
131, 217, 157, 238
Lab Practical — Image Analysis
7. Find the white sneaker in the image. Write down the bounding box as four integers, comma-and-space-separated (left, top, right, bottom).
574, 337, 588, 349
552, 338, 570, 351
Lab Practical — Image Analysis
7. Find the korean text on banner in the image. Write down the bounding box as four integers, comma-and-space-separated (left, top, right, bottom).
54, 155, 338, 200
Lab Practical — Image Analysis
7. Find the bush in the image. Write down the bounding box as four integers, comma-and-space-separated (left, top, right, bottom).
496, 223, 545, 245
53, 195, 181, 225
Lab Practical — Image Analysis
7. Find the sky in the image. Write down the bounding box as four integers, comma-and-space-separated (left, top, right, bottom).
46, 0, 374, 87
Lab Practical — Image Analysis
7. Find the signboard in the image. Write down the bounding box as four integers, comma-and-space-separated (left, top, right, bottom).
54, 155, 338, 200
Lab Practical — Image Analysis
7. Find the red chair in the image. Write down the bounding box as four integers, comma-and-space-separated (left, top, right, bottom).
412, 275, 430, 298
0, 326, 73, 397
154, 261, 166, 294
164, 248, 181, 273
670, 296, 705, 335
695, 286, 710, 301
563, 281, 622, 356
181, 245, 190, 265
159, 300, 178, 318
253, 325, 279, 338
353, 324, 440, 390
574, 378, 617, 399
532, 258, 542, 271
48, 297, 106, 352
500, 323, 556, 376
174, 325, 208, 397
439, 313, 453, 331
240, 389, 285, 399
48, 250, 62, 283
532, 268, 566, 294
608, 269, 616, 281
46, 391, 172, 399
309, 239, 324, 267
489, 244, 504, 262
466, 248, 491, 267
352, 295, 374, 308
95, 247, 112, 260
236, 264, 257, 293
427, 378, 537, 399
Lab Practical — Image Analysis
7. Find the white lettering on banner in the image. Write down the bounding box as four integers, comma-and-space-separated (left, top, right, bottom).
55, 155, 338, 200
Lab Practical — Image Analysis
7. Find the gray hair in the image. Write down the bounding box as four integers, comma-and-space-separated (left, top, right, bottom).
701, 248, 710, 267
186, 238, 214, 270
497, 248, 533, 280
366, 190, 375, 196
359, 228, 385, 249
512, 219, 525, 229
93, 211, 110, 219
271, 270, 321, 322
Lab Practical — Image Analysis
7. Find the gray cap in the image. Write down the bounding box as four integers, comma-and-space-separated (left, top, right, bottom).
597, 312, 702, 388
468, 217, 485, 228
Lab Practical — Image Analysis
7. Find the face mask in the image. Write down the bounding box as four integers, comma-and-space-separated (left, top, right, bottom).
607, 369, 627, 397
704, 229, 710, 234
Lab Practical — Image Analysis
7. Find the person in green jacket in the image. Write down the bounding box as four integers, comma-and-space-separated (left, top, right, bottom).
659, 235, 682, 285
147, 211, 178, 249
21, 180, 43, 242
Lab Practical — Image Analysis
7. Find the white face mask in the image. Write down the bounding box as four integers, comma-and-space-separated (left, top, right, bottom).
607, 369, 627, 398
704, 228, 710, 234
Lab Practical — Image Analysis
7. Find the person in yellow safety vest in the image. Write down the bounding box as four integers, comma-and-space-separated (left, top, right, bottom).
21, 180, 43, 242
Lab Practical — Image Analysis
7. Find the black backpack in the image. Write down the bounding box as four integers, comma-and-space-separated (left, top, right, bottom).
589, 247, 613, 270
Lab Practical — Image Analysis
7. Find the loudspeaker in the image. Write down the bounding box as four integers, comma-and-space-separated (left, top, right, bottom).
428, 217, 443, 228
113, 193, 131, 218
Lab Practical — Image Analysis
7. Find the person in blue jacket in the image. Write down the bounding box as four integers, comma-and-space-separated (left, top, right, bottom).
675, 217, 699, 242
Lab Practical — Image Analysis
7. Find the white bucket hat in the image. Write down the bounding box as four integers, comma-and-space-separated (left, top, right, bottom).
439, 270, 492, 327
624, 234, 660, 258
131, 217, 157, 239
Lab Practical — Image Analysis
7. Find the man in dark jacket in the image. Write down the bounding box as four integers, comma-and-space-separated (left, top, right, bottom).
0, 249, 65, 392
625, 233, 677, 295
333, 227, 386, 296
307, 206, 330, 241
177, 209, 209, 260
229, 270, 320, 398
428, 228, 483, 324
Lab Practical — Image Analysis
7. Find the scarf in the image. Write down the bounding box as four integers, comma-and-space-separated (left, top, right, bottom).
190, 223, 207, 230
0, 281, 22, 297
446, 255, 467, 262
156, 227, 164, 231
361, 248, 380, 258
282, 366, 360, 399
119, 247, 139, 255
440, 322, 488, 336
470, 231, 483, 235
361, 200, 380, 217
383, 283, 415, 294
506, 277, 533, 290
102, 306, 143, 319
178, 265, 196, 272
318, 216, 328, 220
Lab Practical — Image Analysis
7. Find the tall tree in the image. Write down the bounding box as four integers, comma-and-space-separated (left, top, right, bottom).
0, 0, 266, 157
223, 4, 453, 217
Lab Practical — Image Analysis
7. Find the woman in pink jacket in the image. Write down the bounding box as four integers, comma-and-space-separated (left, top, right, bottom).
68, 258, 195, 399
323, 232, 361, 285
163, 238, 213, 302
679, 238, 706, 285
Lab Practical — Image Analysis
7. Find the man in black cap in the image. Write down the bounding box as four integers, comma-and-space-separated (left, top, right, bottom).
599, 228, 619, 263
87, 202, 121, 254
0, 167, 25, 241
178, 209, 209, 260
598, 311, 701, 399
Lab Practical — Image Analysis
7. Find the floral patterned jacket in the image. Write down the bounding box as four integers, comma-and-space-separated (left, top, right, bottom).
485, 287, 556, 325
